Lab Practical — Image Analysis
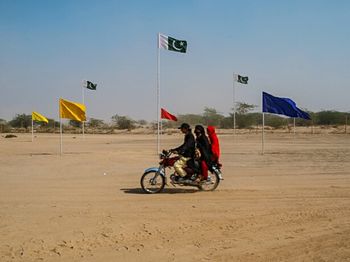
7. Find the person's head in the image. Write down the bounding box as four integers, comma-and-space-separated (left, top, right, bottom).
207, 126, 216, 135
194, 125, 205, 137
178, 123, 191, 134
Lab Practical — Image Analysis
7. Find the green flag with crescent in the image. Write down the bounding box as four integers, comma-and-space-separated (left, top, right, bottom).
159, 34, 187, 53
234, 74, 249, 84
85, 80, 97, 90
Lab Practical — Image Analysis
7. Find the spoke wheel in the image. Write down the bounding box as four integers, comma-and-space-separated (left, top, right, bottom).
198, 171, 220, 191
140, 170, 165, 194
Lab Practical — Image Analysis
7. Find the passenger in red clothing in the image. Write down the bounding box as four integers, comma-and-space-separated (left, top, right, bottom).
207, 126, 221, 167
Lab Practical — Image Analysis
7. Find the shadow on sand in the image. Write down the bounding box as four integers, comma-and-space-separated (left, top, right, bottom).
121, 187, 199, 194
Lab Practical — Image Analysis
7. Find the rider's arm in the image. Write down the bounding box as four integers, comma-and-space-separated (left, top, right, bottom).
171, 144, 183, 154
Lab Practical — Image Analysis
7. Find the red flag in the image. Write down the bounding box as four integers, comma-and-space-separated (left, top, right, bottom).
161, 108, 177, 121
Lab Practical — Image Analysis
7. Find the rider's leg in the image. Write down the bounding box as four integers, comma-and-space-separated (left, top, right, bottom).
174, 157, 189, 177
201, 160, 209, 180
195, 160, 208, 183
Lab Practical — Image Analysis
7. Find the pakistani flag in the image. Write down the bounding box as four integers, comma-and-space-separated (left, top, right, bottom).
85, 80, 97, 90
159, 34, 187, 53
234, 74, 249, 84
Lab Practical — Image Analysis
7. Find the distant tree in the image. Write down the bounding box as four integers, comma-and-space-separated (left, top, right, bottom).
9, 114, 31, 129
111, 114, 135, 130
137, 119, 148, 126
316, 111, 345, 125
236, 102, 257, 115
202, 107, 224, 126
88, 118, 105, 128
177, 114, 205, 126
235, 103, 257, 128
47, 119, 60, 129
220, 116, 234, 129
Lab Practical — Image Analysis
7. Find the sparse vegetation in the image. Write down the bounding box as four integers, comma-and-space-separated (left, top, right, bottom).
111, 114, 136, 130
88, 118, 105, 128
9, 114, 31, 129
0, 119, 10, 133
1, 107, 349, 133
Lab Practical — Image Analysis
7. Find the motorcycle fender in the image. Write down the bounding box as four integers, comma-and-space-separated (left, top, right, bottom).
144, 167, 165, 177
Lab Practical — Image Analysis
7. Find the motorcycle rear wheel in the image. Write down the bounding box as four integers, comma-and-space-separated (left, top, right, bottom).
140, 170, 165, 194
198, 171, 220, 191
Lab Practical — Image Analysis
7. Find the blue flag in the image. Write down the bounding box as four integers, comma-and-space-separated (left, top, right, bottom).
262, 92, 311, 120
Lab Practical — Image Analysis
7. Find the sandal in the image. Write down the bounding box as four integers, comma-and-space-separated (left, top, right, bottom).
194, 175, 203, 183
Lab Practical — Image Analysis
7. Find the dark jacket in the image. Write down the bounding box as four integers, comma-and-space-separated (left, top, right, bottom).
196, 134, 212, 165
173, 132, 195, 158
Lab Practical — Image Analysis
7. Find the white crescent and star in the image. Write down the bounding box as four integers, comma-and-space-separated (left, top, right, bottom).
172, 40, 185, 51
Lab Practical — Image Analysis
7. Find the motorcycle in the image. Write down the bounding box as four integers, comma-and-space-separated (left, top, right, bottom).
140, 150, 223, 194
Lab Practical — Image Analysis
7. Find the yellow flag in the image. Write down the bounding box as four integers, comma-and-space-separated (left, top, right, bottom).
32, 111, 49, 123
59, 98, 86, 122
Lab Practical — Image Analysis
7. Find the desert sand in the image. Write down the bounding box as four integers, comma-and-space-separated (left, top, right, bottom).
0, 132, 349, 261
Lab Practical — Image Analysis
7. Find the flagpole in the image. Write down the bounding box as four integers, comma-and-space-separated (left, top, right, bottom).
59, 100, 63, 155
262, 112, 265, 155
233, 73, 236, 135
157, 33, 161, 154
82, 81, 85, 139
31, 117, 34, 142
60, 117, 63, 155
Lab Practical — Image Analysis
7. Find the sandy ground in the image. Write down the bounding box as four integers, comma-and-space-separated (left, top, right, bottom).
0, 132, 349, 262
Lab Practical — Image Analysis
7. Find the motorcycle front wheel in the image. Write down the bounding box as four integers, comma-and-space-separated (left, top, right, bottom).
140, 170, 165, 194
198, 170, 220, 191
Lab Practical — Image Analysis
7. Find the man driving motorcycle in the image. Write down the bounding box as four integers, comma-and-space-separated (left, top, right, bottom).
170, 123, 195, 181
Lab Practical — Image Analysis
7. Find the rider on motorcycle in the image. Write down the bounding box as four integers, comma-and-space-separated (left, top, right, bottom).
207, 126, 221, 167
194, 125, 212, 182
170, 123, 195, 181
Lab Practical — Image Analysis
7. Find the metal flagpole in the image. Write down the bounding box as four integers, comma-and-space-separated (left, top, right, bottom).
60, 116, 63, 155
262, 112, 265, 155
82, 81, 85, 139
58, 99, 63, 156
31, 117, 34, 142
157, 33, 161, 154
233, 73, 236, 135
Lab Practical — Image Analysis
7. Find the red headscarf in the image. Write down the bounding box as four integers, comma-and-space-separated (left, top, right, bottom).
207, 126, 220, 160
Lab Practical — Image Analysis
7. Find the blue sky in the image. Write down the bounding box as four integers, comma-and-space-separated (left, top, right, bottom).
1, 0, 349, 121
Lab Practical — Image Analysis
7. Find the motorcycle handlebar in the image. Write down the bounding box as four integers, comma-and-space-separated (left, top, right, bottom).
160, 149, 176, 158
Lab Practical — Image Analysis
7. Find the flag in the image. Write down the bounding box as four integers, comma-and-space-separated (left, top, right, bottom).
85, 80, 97, 90
159, 34, 187, 53
234, 74, 248, 84
59, 98, 86, 122
262, 92, 311, 120
161, 108, 177, 121
32, 111, 48, 123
